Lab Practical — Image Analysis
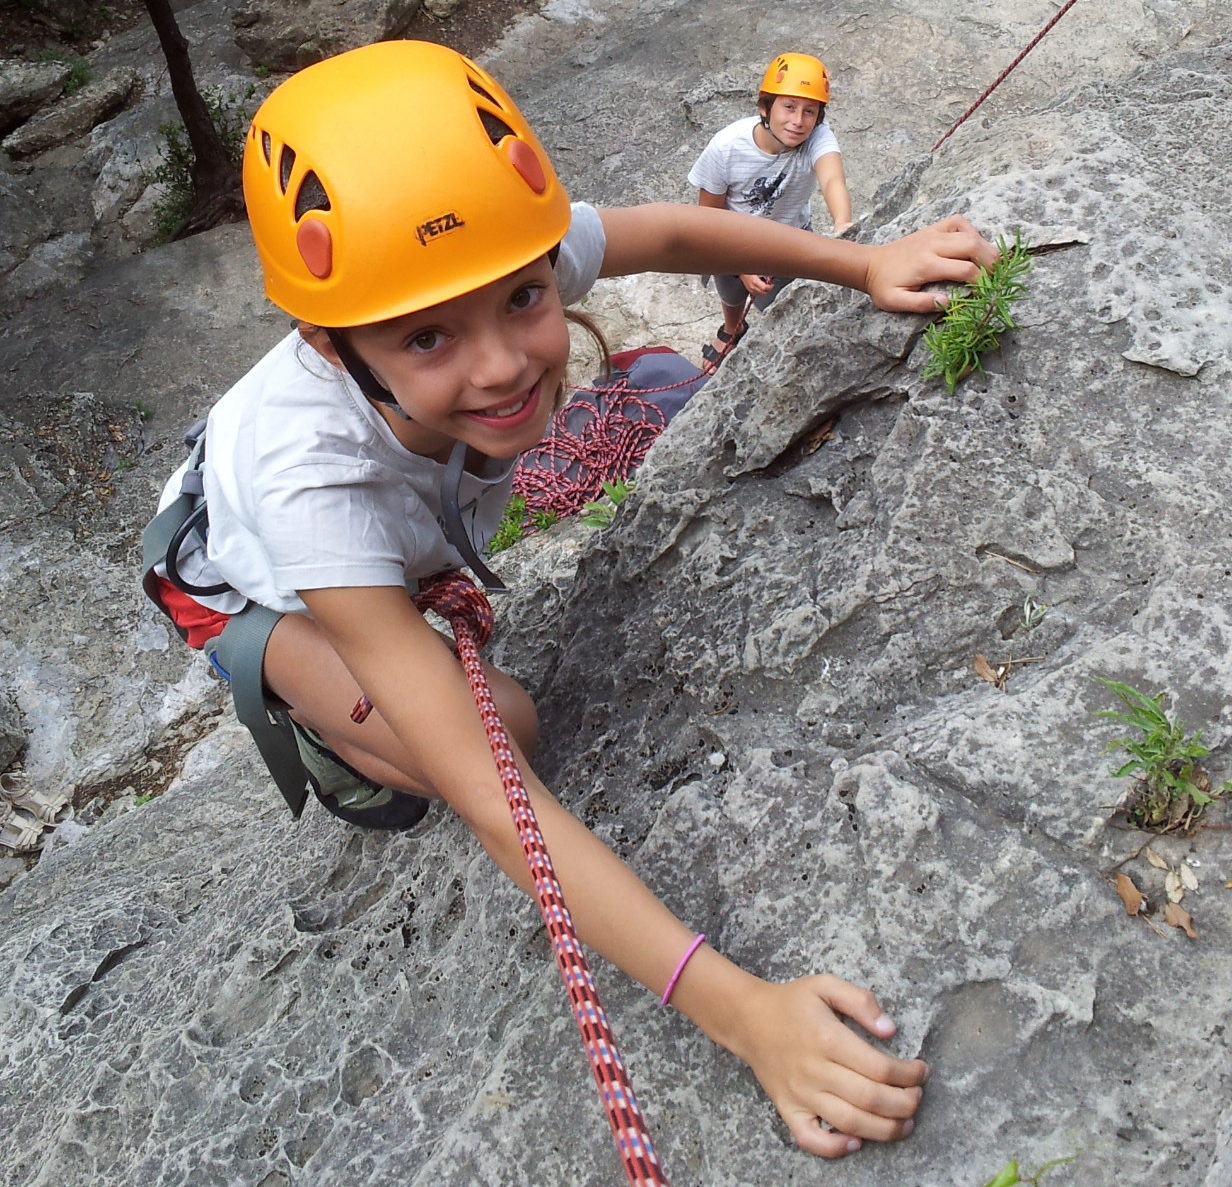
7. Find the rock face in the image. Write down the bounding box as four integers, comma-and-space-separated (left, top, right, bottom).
231, 0, 426, 71
2, 66, 138, 159
0, 58, 72, 137
1, 4, 1230, 1187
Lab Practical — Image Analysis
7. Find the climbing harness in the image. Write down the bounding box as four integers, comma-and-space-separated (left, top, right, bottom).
142, 424, 511, 818
932, 0, 1082, 151
414, 571, 669, 1186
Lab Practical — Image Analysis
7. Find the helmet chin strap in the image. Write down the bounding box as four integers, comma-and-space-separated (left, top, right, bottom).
758, 113, 793, 150
324, 328, 411, 420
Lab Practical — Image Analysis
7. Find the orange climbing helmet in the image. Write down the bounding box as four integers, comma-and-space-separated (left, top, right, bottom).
242, 40, 571, 328
758, 52, 831, 104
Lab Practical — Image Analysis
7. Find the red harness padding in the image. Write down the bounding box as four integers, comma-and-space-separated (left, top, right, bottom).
413, 571, 670, 1186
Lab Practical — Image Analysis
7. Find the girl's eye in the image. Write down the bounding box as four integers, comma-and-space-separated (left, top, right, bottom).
408, 329, 445, 353
509, 283, 544, 312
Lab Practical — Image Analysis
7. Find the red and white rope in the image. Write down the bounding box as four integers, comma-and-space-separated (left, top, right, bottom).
413, 571, 670, 1187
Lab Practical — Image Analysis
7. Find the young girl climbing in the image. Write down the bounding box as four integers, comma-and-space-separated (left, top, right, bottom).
146, 39, 997, 1164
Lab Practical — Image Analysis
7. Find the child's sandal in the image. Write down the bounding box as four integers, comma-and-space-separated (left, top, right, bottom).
0, 771, 71, 826
701, 322, 748, 374
0, 797, 45, 853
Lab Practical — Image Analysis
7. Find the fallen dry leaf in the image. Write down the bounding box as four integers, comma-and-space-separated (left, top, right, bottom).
1179, 863, 1199, 891
1164, 902, 1198, 939
973, 654, 1000, 685
1115, 873, 1145, 915
1145, 848, 1168, 870
801, 418, 837, 456
1165, 869, 1184, 903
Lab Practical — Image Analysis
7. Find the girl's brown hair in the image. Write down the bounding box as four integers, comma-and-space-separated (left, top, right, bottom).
561, 307, 611, 408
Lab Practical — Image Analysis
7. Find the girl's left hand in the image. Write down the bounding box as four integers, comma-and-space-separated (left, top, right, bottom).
864, 214, 999, 313
740, 272, 776, 296
728, 974, 928, 1159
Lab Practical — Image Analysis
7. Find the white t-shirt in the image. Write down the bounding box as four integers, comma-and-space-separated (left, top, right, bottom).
157, 202, 607, 616
687, 115, 840, 228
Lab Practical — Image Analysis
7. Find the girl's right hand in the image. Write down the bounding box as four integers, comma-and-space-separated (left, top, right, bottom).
728, 974, 928, 1159
863, 214, 999, 312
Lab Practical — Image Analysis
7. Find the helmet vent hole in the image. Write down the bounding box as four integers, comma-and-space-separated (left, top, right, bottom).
478, 109, 515, 147
294, 171, 331, 219
261, 130, 272, 165
467, 77, 499, 107
278, 145, 296, 194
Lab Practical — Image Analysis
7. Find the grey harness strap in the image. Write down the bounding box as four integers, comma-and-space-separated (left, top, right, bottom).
141, 422, 310, 817
441, 439, 508, 592
140, 430, 206, 604
205, 606, 309, 818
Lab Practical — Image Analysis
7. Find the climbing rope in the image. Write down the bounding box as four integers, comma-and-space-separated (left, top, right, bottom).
411, 571, 670, 1187
572, 294, 754, 397
510, 295, 754, 524
932, 0, 1082, 151
513, 387, 665, 519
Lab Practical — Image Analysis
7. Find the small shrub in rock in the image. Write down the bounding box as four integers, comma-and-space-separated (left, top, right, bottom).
33, 48, 90, 92
580, 479, 635, 528
922, 230, 1031, 394
487, 494, 558, 555
982, 1152, 1078, 1187
1097, 678, 1228, 832
149, 84, 255, 242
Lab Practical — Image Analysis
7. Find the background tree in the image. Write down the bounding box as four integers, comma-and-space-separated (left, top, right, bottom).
141, 0, 244, 238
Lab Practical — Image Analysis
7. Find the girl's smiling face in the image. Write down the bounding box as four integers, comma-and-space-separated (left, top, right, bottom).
337, 255, 570, 461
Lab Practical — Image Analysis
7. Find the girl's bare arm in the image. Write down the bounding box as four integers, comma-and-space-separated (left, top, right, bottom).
597, 203, 997, 313
300, 583, 928, 1157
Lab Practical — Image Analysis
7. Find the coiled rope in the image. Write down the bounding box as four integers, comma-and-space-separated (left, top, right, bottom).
932, 0, 1082, 151
511, 296, 753, 523
412, 571, 670, 1187
513, 386, 666, 519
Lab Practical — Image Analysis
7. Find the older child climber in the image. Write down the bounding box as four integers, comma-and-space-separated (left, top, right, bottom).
689, 52, 853, 369
146, 40, 997, 1164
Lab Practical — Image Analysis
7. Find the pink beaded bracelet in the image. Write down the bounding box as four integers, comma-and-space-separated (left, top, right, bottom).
660, 933, 706, 1007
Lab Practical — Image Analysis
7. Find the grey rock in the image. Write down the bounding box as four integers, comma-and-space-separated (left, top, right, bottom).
0, 58, 71, 137
231, 0, 425, 72
0, 3, 1230, 1187
2, 66, 138, 160
3, 229, 93, 299
0, 692, 24, 771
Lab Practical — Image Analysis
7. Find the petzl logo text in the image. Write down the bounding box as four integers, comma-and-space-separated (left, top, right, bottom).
416, 212, 465, 246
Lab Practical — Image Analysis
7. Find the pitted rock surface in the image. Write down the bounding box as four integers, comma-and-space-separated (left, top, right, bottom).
0, 3, 1230, 1186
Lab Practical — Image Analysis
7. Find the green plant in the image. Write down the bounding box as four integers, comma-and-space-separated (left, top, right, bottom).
133, 793, 156, 807
1097, 678, 1228, 830
1020, 594, 1048, 631
33, 49, 92, 93
580, 479, 636, 528
132, 399, 154, 422
487, 494, 558, 556
922, 230, 1032, 394
981, 1152, 1078, 1187
150, 85, 256, 242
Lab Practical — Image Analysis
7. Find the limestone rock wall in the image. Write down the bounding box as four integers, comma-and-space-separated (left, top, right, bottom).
0, 3, 1229, 1186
